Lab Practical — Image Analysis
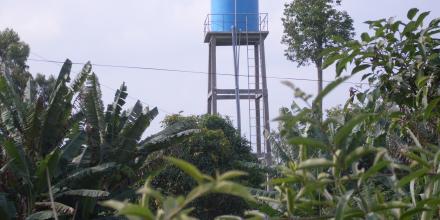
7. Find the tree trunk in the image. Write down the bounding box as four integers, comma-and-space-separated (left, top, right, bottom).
316, 60, 323, 120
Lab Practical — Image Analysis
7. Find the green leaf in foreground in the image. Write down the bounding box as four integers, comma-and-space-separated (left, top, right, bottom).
166, 157, 205, 184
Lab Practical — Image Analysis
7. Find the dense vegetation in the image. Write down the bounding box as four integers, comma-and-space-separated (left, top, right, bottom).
0, 3, 440, 220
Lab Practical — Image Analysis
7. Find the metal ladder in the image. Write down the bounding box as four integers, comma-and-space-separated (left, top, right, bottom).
245, 20, 265, 156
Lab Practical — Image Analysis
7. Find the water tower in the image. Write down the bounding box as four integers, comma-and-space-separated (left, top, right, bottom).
204, 0, 271, 164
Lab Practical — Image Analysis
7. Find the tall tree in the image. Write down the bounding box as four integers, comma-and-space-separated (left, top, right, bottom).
0, 28, 32, 95
281, 0, 354, 117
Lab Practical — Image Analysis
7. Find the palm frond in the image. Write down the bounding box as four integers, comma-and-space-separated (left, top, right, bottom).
59, 130, 86, 170
0, 75, 25, 138
39, 60, 74, 156
114, 106, 158, 163
104, 82, 128, 144
53, 162, 117, 190
81, 73, 106, 163
138, 120, 200, 158
23, 78, 35, 103
34, 202, 75, 215
55, 189, 109, 199
2, 140, 31, 184
23, 96, 44, 159
70, 62, 92, 93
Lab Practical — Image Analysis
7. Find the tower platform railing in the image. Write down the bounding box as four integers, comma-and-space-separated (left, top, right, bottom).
204, 13, 269, 36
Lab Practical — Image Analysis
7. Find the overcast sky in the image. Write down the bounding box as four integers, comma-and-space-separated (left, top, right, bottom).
1, 0, 439, 142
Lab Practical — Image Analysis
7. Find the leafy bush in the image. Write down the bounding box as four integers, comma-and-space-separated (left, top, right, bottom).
146, 115, 265, 219
260, 8, 440, 219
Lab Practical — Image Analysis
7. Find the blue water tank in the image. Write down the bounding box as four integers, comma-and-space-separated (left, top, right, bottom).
211, 0, 259, 32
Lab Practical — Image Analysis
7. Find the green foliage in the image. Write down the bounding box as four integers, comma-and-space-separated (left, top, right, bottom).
260, 8, 440, 219
0, 28, 32, 96
282, 0, 354, 67
282, 0, 355, 112
146, 115, 265, 219
102, 157, 256, 220
0, 58, 198, 219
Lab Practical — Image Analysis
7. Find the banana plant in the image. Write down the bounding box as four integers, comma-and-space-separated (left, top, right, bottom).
0, 60, 199, 219
0, 59, 96, 219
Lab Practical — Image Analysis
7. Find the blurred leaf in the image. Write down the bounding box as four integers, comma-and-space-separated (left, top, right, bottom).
415, 11, 430, 27
313, 76, 350, 108
213, 181, 255, 202
288, 137, 329, 151
335, 190, 354, 220
334, 114, 374, 146
352, 64, 370, 75
344, 147, 377, 167
398, 168, 430, 187
298, 158, 334, 170
218, 171, 248, 181
101, 200, 154, 220
166, 157, 205, 184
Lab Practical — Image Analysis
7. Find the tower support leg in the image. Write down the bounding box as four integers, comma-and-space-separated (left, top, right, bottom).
208, 41, 212, 114
208, 36, 217, 114
254, 44, 262, 155
260, 38, 272, 165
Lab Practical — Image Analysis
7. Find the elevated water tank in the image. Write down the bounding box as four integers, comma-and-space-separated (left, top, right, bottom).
211, 0, 259, 32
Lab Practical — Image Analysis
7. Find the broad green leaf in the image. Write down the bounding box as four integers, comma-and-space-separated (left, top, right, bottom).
117, 204, 154, 220
297, 158, 334, 170
35, 149, 61, 192
166, 157, 205, 184
3, 140, 30, 182
313, 76, 351, 108
185, 183, 214, 205
407, 8, 419, 20
288, 137, 329, 151
397, 167, 430, 187
335, 190, 354, 220
320, 47, 341, 57
323, 53, 343, 69
213, 181, 255, 202
361, 33, 371, 42
218, 171, 248, 181
352, 64, 370, 74
101, 200, 154, 220
403, 21, 417, 35
415, 11, 430, 27
334, 114, 375, 146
